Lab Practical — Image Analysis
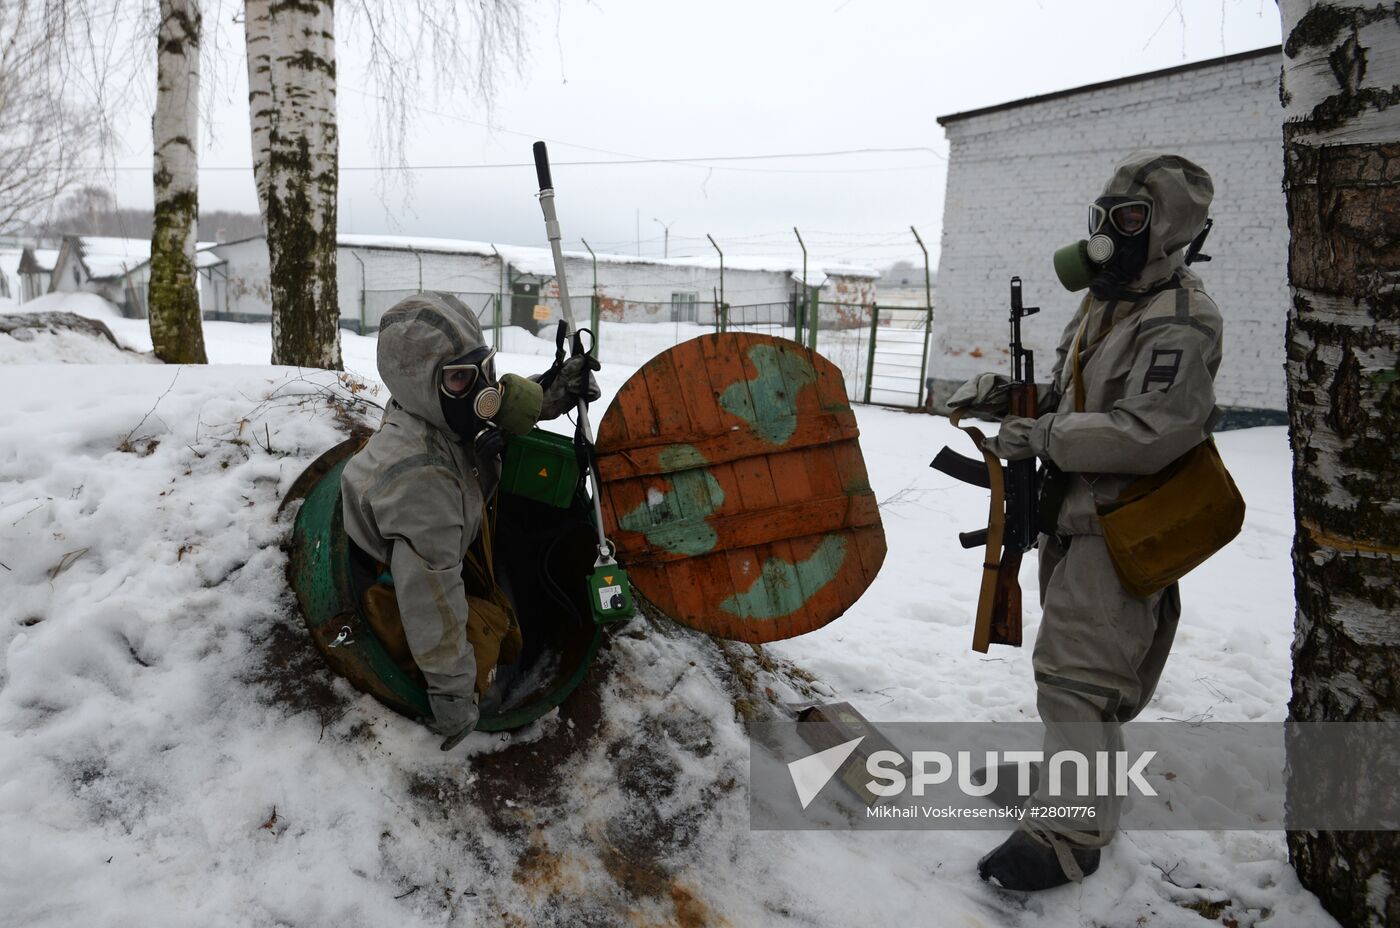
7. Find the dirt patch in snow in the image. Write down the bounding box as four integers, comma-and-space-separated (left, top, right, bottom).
243, 616, 353, 733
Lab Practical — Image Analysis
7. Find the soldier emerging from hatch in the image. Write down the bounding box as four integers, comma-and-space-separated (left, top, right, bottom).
341, 292, 599, 750
948, 151, 1223, 890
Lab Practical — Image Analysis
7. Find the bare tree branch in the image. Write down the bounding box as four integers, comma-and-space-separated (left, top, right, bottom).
0, 0, 158, 234
336, 0, 530, 192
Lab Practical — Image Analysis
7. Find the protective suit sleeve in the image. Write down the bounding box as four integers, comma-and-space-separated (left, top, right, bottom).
1029, 310, 1220, 476
372, 466, 479, 699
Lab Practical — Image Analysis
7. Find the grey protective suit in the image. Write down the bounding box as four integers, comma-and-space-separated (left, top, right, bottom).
340, 292, 577, 732
1011, 152, 1222, 874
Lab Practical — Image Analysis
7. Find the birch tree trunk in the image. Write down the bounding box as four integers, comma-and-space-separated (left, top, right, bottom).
1279, 4, 1400, 926
148, 0, 207, 363
244, 0, 341, 369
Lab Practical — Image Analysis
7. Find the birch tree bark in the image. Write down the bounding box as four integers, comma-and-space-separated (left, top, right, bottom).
1279, 4, 1400, 926
148, 0, 207, 363
245, 0, 341, 369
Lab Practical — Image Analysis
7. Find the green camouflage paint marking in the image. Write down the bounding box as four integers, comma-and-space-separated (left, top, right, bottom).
720, 534, 848, 620
719, 344, 817, 445
618, 444, 724, 556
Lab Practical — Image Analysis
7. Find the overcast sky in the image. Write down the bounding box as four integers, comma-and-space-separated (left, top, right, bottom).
93, 0, 1283, 270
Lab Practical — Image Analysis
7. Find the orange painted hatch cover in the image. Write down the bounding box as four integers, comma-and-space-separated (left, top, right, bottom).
594, 332, 886, 643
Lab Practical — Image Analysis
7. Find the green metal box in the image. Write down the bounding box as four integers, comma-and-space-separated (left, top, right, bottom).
501, 428, 580, 508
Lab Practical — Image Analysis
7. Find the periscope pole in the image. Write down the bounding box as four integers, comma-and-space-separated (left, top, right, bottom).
532, 142, 628, 618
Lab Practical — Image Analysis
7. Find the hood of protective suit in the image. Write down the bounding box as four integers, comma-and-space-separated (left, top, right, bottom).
376, 292, 487, 434
1098, 150, 1213, 289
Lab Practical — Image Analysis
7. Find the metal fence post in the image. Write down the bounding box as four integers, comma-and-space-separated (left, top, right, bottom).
582, 238, 600, 357
793, 227, 807, 345
589, 293, 598, 355
707, 233, 724, 333
864, 303, 879, 405
493, 293, 502, 348
912, 225, 933, 410
352, 251, 367, 334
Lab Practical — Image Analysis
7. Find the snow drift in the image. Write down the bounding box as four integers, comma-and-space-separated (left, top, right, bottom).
0, 300, 1338, 927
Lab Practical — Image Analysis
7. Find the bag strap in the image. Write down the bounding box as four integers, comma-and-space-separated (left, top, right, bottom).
1069, 283, 1182, 414
1069, 311, 1090, 414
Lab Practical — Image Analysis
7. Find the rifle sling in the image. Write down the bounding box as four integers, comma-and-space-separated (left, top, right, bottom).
948, 408, 1007, 653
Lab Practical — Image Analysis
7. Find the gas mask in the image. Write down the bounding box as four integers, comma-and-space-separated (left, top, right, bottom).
438, 346, 544, 446
1052, 197, 1152, 299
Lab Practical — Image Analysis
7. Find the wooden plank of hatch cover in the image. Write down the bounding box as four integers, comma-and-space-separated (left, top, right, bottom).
593, 332, 887, 643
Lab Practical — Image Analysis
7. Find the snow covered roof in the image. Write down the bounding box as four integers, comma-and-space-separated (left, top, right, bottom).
335, 232, 879, 281
18, 248, 59, 274
110, 242, 226, 275
73, 236, 152, 279
336, 233, 500, 259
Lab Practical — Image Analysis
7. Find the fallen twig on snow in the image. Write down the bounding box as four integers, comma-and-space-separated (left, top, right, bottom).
119, 370, 182, 452
48, 547, 89, 580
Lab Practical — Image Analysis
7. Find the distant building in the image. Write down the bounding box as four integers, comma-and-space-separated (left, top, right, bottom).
932, 46, 1288, 425
0, 244, 30, 300
120, 247, 226, 319
14, 246, 58, 302
44, 236, 151, 314
876, 261, 935, 309
206, 233, 879, 334
10, 234, 225, 318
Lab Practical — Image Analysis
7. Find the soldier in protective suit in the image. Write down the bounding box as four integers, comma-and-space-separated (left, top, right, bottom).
341, 292, 599, 750
949, 151, 1222, 890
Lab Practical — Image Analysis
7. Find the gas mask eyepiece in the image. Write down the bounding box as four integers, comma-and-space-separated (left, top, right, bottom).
441, 346, 499, 413
439, 346, 502, 441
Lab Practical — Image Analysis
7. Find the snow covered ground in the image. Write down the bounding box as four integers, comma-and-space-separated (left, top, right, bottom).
0, 294, 1336, 927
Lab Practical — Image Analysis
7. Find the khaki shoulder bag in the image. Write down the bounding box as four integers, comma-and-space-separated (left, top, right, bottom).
1070, 294, 1246, 598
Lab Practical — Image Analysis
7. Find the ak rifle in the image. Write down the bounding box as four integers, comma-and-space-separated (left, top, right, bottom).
931, 277, 1040, 652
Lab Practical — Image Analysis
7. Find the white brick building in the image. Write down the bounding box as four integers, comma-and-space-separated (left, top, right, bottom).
932, 46, 1288, 426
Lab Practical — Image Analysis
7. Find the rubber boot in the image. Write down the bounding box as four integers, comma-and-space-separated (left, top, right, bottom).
429, 692, 480, 751
976, 830, 1100, 891
970, 762, 1041, 811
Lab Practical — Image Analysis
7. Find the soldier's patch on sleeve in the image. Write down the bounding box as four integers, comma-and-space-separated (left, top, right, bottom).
1142, 349, 1183, 392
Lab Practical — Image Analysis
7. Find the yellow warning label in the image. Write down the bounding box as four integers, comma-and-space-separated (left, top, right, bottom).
603, 575, 613, 584
538, 467, 549, 478
532, 304, 552, 321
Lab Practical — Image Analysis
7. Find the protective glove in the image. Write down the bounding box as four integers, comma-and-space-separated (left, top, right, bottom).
537, 352, 602, 419
981, 415, 1037, 462
557, 353, 601, 403
947, 372, 1011, 418
472, 425, 507, 462
429, 692, 480, 751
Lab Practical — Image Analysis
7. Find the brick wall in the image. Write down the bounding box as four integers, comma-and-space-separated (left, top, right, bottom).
932, 48, 1288, 418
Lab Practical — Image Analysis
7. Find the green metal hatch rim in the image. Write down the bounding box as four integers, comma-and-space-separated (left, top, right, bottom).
288, 450, 603, 733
